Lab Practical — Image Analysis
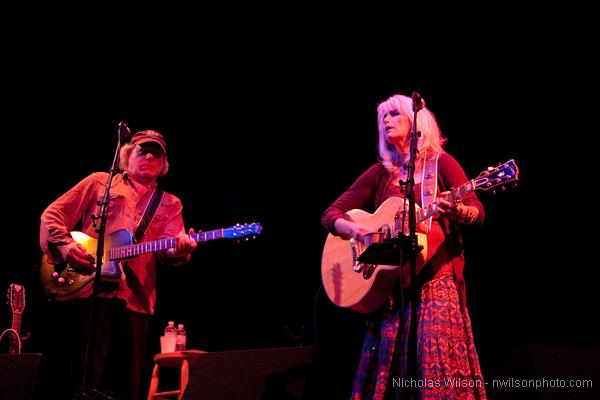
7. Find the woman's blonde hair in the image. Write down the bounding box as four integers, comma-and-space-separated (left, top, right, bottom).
377, 94, 446, 177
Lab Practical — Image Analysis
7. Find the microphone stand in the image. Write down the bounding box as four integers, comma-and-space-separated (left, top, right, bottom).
402, 92, 424, 399
79, 121, 129, 399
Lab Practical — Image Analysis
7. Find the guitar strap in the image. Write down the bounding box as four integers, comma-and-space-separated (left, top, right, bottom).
420, 152, 440, 233
133, 187, 164, 243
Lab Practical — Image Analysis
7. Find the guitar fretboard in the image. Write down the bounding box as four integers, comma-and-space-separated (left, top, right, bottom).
12, 313, 22, 334
416, 180, 476, 222
108, 229, 227, 260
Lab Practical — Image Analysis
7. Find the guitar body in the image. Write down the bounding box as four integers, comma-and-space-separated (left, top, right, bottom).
40, 230, 131, 301
321, 197, 429, 314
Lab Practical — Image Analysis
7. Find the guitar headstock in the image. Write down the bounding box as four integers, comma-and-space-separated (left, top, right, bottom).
473, 159, 519, 192
225, 222, 263, 240
7, 284, 25, 315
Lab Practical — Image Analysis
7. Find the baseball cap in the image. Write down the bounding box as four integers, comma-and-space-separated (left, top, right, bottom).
129, 130, 167, 154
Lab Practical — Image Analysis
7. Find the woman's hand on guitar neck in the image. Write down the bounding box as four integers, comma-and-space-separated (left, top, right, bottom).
435, 191, 480, 225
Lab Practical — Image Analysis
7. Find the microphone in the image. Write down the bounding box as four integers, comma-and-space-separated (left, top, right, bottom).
118, 121, 131, 140
411, 91, 425, 111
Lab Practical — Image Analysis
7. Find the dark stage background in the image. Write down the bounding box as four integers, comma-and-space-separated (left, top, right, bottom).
2, 21, 597, 399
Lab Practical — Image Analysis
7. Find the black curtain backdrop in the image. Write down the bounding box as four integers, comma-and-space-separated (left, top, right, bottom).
2, 17, 596, 399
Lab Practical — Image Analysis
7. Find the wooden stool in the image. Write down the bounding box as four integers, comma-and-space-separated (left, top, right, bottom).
147, 350, 207, 400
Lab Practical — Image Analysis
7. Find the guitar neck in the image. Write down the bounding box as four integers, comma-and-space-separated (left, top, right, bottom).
11, 313, 21, 335
108, 229, 225, 260
417, 179, 476, 222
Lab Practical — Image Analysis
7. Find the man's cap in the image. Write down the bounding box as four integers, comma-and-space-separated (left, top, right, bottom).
130, 130, 167, 154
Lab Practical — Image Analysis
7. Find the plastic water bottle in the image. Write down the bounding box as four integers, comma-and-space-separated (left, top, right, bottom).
176, 323, 186, 351
164, 321, 177, 337
161, 320, 178, 353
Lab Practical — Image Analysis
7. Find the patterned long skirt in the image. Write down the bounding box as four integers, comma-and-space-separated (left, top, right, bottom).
351, 275, 487, 400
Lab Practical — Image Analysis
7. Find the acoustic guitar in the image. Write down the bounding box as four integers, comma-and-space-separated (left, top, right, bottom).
321, 160, 518, 313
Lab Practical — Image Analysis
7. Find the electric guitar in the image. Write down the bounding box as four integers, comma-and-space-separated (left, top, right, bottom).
0, 284, 26, 354
40, 222, 262, 300
321, 159, 518, 313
